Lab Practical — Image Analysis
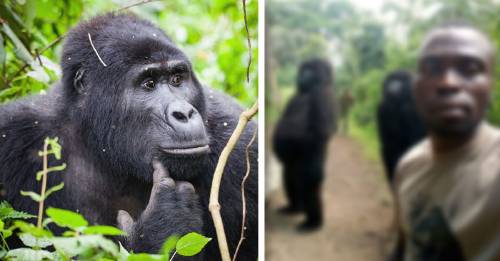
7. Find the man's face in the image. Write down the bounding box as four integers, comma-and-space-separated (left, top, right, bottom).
414, 28, 494, 137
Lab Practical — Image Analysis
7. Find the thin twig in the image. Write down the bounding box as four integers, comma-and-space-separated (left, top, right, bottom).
232, 127, 257, 261
209, 101, 258, 261
34, 48, 43, 67
169, 251, 177, 261
113, 0, 159, 13
242, 0, 252, 83
88, 33, 107, 67
37, 140, 49, 229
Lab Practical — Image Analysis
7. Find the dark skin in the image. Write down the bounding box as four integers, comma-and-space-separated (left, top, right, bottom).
414, 27, 495, 154
391, 26, 496, 261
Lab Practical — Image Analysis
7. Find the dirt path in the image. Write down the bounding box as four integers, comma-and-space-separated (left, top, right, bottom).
266, 135, 395, 261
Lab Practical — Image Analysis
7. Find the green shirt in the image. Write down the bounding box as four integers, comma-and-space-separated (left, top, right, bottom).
395, 122, 500, 261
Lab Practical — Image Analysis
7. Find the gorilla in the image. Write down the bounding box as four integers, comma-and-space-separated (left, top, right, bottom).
0, 13, 257, 260
377, 70, 425, 183
272, 58, 336, 231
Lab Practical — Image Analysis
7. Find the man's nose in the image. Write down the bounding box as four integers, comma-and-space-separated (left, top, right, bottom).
437, 69, 462, 95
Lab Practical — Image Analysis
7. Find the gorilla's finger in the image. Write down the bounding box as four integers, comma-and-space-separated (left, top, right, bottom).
175, 181, 195, 193
117, 209, 134, 235
158, 177, 176, 190
152, 159, 169, 183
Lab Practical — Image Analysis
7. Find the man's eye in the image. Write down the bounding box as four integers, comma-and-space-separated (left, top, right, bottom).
170, 74, 183, 87
460, 60, 484, 76
420, 59, 443, 76
141, 79, 156, 90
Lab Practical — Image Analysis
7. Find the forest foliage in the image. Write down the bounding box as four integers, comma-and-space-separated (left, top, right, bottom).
266, 0, 500, 157
0, 0, 258, 106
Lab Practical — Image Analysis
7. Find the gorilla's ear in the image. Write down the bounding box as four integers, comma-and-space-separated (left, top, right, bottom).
73, 68, 86, 94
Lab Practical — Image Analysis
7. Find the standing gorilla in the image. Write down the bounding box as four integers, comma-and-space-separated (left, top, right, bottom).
272, 58, 336, 231
377, 70, 425, 183
0, 14, 257, 260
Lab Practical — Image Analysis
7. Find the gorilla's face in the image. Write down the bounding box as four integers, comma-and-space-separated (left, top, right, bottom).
297, 59, 333, 93
73, 42, 210, 181
124, 60, 209, 154
120, 55, 210, 180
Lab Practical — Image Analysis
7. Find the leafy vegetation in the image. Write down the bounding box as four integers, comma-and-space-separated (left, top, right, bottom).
0, 0, 257, 106
0, 137, 211, 260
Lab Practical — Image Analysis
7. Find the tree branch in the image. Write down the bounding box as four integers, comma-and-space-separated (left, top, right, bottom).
209, 101, 258, 261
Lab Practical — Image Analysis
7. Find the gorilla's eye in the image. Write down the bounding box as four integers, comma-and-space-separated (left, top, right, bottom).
142, 79, 156, 90
170, 74, 183, 87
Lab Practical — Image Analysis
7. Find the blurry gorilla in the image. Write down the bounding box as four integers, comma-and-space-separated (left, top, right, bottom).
0, 13, 257, 260
377, 70, 426, 183
273, 58, 336, 231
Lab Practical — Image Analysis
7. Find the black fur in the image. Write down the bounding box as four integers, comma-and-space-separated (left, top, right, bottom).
272, 58, 336, 230
377, 70, 426, 183
0, 13, 257, 260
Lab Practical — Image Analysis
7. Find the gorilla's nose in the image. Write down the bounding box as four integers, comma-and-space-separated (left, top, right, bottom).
171, 107, 195, 123
166, 101, 205, 136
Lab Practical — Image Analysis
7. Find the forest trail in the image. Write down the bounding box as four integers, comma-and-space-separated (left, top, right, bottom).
266, 135, 395, 261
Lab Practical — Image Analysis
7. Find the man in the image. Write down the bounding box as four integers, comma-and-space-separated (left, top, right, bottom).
393, 23, 500, 260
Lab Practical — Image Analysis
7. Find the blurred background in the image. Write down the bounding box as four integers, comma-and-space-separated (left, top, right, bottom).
0, 0, 258, 106
265, 0, 500, 260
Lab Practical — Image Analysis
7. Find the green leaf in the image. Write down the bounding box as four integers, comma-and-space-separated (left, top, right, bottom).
37, 55, 62, 77
20, 190, 41, 202
3, 229, 12, 238
24, 0, 36, 30
118, 242, 130, 261
83, 225, 125, 236
1, 23, 33, 63
4, 210, 36, 220
51, 235, 118, 258
175, 232, 211, 256
46, 137, 63, 159
12, 221, 53, 238
5, 248, 53, 261
161, 234, 179, 258
26, 67, 50, 83
0, 201, 13, 218
126, 253, 163, 261
61, 230, 77, 237
42, 217, 52, 228
19, 233, 52, 248
46, 208, 88, 229
0, 86, 22, 100
43, 182, 64, 199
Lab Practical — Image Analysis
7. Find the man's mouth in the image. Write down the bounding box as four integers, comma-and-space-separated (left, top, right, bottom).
161, 145, 210, 155
437, 106, 466, 119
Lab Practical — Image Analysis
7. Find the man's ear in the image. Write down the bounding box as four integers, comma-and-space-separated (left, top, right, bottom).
74, 68, 86, 94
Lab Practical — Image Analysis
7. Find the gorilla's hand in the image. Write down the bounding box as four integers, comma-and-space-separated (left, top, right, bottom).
117, 159, 204, 254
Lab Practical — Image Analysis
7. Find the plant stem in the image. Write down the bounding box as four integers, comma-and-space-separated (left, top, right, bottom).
232, 128, 257, 261
169, 251, 177, 261
0, 235, 9, 250
209, 101, 258, 261
37, 139, 49, 229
